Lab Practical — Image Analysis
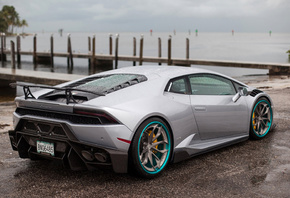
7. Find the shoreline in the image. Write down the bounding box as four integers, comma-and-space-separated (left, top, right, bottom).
4, 33, 33, 37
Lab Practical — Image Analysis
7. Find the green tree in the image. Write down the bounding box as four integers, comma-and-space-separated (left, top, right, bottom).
0, 11, 8, 32
2, 5, 19, 33
21, 19, 28, 33
0, 5, 27, 34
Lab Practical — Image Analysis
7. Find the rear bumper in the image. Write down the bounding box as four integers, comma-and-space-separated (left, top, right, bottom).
9, 129, 128, 173
9, 112, 132, 173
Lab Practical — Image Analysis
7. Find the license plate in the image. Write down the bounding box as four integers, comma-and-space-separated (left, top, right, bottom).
37, 141, 54, 156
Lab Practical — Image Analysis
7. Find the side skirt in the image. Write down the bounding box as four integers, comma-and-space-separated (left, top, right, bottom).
172, 134, 248, 163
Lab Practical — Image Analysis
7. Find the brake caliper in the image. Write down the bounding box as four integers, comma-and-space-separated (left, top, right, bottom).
253, 112, 256, 130
148, 129, 158, 153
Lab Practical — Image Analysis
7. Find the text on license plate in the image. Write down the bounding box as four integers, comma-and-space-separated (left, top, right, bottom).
37, 141, 54, 156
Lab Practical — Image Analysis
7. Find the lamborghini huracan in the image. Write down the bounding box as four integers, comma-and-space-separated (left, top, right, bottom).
9, 66, 274, 178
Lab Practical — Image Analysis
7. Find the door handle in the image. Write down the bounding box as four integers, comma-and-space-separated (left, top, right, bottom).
194, 107, 206, 111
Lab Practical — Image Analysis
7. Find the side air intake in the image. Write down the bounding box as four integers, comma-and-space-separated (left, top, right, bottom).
249, 89, 263, 97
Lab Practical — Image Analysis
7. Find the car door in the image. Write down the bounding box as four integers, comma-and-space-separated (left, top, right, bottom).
164, 76, 200, 145
188, 74, 249, 140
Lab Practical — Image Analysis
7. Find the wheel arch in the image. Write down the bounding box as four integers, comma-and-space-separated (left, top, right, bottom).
249, 93, 273, 114
249, 94, 274, 139
130, 114, 174, 144
127, 115, 175, 172
258, 95, 273, 106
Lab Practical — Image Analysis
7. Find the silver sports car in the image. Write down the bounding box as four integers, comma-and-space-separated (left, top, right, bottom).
9, 66, 274, 178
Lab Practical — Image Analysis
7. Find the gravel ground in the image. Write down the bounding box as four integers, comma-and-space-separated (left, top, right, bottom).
0, 102, 15, 134
0, 78, 290, 197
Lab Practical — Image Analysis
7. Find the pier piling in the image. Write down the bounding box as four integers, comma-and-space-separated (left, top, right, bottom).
0, 33, 6, 62
186, 38, 189, 59
168, 36, 172, 65
90, 35, 96, 74
16, 35, 21, 67
10, 41, 15, 69
133, 37, 136, 66
0, 34, 2, 62
88, 36, 91, 52
115, 34, 119, 69
33, 34, 37, 70
109, 34, 113, 55
88, 36, 91, 67
158, 37, 162, 65
139, 35, 144, 65
3, 33, 6, 50
50, 34, 54, 72
67, 34, 74, 73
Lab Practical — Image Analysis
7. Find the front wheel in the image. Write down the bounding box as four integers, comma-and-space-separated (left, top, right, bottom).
130, 118, 172, 178
250, 98, 273, 140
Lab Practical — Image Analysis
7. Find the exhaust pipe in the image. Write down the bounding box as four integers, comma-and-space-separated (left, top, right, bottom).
94, 152, 108, 163
81, 150, 94, 161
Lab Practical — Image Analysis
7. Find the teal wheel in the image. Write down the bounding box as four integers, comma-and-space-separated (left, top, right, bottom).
131, 118, 172, 178
250, 98, 273, 139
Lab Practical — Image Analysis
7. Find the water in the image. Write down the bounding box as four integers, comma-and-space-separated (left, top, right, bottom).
3, 32, 290, 77
0, 86, 15, 102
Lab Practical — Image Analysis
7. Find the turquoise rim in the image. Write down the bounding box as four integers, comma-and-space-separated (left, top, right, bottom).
137, 121, 171, 174
251, 100, 273, 137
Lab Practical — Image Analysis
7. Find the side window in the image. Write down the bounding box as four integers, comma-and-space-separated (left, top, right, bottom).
233, 81, 245, 91
167, 78, 187, 94
189, 74, 236, 95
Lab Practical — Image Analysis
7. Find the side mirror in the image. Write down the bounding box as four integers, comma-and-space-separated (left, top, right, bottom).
239, 87, 248, 96
232, 87, 248, 103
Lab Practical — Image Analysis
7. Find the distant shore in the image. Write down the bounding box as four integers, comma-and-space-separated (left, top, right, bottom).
4, 33, 33, 37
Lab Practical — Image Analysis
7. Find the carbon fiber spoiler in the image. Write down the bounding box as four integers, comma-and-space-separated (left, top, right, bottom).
10, 83, 105, 104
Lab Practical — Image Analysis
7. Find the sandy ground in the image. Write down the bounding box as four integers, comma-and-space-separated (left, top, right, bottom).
246, 75, 290, 90
0, 102, 15, 134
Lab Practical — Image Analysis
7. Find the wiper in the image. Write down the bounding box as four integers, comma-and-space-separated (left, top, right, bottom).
10, 83, 105, 104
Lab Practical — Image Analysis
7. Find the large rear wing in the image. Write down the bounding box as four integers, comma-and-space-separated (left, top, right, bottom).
10, 83, 105, 104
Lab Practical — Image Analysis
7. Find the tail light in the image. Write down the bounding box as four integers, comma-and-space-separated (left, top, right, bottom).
73, 108, 119, 124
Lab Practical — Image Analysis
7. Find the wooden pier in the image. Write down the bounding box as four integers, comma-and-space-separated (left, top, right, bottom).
0, 67, 84, 86
1, 33, 290, 76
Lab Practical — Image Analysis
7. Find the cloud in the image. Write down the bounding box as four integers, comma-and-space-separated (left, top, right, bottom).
1, 0, 289, 32
84, 4, 128, 21
127, 0, 287, 18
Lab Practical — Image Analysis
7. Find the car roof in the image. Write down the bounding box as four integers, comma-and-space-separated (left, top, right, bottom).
93, 65, 216, 79
88, 65, 248, 89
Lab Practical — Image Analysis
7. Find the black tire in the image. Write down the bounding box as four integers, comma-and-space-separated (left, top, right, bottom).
130, 117, 172, 178
250, 98, 273, 140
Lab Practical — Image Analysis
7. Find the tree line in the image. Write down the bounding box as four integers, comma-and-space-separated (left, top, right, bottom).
0, 5, 28, 35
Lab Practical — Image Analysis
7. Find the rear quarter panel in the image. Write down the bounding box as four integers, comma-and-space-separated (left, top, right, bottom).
84, 77, 198, 148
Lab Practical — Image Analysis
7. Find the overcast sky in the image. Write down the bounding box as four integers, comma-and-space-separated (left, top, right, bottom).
1, 0, 290, 33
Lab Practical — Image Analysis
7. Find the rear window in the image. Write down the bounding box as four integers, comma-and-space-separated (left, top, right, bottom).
68, 74, 147, 94
167, 78, 188, 94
